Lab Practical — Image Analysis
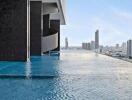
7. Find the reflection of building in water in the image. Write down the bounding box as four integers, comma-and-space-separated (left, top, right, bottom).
25, 61, 31, 79
65, 37, 68, 49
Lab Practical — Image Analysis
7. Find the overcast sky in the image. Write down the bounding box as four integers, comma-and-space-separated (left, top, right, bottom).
60, 0, 132, 47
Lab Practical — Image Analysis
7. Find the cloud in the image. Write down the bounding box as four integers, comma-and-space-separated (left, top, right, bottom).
91, 17, 125, 34
111, 7, 132, 22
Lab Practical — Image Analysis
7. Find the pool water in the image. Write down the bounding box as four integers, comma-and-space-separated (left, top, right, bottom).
0, 50, 132, 100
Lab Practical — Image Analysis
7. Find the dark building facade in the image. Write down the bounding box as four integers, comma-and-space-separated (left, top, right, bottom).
0, 0, 28, 61
0, 0, 66, 61
30, 1, 42, 56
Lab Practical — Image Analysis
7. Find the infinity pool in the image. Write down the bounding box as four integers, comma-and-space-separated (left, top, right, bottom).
0, 50, 132, 100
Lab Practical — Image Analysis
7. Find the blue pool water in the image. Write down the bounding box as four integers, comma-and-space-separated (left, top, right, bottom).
0, 50, 132, 100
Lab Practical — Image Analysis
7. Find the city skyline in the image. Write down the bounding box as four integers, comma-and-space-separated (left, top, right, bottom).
60, 0, 132, 46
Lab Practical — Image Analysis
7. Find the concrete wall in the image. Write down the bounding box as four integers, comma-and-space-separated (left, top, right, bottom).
42, 15, 60, 52
30, 1, 42, 56
43, 3, 58, 15
42, 33, 58, 53
0, 0, 27, 61
43, 0, 66, 25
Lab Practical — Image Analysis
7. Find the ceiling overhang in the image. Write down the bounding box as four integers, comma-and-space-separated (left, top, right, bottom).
42, 0, 66, 25
29, 0, 66, 25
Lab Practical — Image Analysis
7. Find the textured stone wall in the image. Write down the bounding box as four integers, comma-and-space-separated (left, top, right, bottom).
0, 0, 27, 61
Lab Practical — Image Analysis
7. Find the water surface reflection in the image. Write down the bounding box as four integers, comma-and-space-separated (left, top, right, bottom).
0, 50, 132, 100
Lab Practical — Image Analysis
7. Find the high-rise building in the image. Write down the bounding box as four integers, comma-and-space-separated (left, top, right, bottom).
91, 41, 95, 50
127, 40, 132, 58
65, 37, 68, 49
0, 0, 66, 61
95, 30, 99, 49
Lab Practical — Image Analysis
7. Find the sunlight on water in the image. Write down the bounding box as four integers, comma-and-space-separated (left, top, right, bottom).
0, 50, 132, 100
25, 61, 31, 78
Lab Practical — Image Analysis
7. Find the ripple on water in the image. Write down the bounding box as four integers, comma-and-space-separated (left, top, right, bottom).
0, 50, 132, 100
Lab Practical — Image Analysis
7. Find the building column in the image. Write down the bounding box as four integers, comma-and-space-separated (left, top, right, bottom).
50, 20, 60, 51
30, 1, 42, 56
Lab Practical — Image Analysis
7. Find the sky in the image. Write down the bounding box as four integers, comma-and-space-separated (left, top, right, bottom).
60, 0, 132, 47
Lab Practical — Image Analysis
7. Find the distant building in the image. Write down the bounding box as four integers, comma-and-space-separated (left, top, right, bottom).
82, 42, 91, 50
121, 42, 127, 50
116, 44, 119, 49
91, 41, 95, 50
127, 40, 132, 59
82, 43, 85, 49
82, 43, 87, 49
87, 43, 91, 50
99, 45, 103, 53
65, 37, 68, 49
82, 43, 84, 49
95, 30, 99, 49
